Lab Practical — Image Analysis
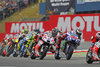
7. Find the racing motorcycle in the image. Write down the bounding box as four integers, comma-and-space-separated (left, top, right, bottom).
23, 36, 36, 58
1, 38, 14, 57
55, 32, 80, 60
19, 36, 29, 57
6, 39, 15, 57
12, 34, 20, 57
0, 39, 7, 56
86, 40, 100, 64
31, 33, 55, 60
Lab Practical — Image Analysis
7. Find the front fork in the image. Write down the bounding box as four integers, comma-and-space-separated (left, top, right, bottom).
34, 40, 44, 56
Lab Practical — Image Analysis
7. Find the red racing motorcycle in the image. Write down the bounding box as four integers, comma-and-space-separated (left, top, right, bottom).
31, 33, 55, 60
86, 40, 100, 64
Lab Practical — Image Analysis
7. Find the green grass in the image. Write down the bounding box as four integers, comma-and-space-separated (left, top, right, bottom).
72, 52, 87, 57
0, 3, 44, 33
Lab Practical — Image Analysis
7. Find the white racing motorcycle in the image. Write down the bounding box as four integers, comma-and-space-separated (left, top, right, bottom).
31, 33, 55, 60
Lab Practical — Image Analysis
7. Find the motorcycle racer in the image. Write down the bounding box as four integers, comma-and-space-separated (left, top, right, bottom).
26, 28, 41, 52
75, 28, 82, 40
91, 32, 100, 48
55, 29, 81, 59
34, 28, 58, 57
17, 28, 29, 50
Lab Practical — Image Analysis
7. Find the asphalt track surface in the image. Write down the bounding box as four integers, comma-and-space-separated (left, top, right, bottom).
0, 42, 100, 67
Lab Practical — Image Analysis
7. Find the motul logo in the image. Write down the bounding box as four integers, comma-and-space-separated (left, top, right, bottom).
4, 14, 100, 41
10, 16, 100, 33
57, 16, 100, 32
10, 22, 44, 33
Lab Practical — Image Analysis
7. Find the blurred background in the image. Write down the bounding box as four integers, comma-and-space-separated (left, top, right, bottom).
0, 0, 100, 33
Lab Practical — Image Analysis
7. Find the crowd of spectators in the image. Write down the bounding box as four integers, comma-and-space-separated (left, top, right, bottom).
0, 0, 38, 21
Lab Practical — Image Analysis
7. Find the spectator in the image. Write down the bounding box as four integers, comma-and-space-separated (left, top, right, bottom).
0, 0, 35, 21
23, 0, 29, 6
0, 1, 4, 20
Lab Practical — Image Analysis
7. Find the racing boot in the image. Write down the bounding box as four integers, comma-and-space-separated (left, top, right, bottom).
30, 46, 36, 59
55, 47, 61, 60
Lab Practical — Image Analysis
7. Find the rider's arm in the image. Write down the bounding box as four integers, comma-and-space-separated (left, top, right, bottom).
91, 35, 97, 43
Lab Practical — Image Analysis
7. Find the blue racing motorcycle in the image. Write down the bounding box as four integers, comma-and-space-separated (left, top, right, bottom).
55, 32, 80, 60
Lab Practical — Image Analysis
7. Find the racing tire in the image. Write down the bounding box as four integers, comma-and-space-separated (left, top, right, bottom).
13, 51, 18, 57
39, 46, 48, 60
30, 53, 36, 59
23, 52, 28, 58
86, 49, 93, 64
6, 44, 14, 57
20, 52, 23, 57
66, 46, 73, 60
2, 53, 6, 57
0, 45, 4, 55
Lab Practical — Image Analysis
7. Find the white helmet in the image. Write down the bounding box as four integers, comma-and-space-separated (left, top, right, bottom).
96, 32, 100, 38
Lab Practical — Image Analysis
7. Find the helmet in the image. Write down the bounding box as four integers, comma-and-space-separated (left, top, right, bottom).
47, 31, 52, 37
24, 28, 28, 34
51, 27, 58, 37
96, 32, 100, 38
33, 28, 40, 34
76, 28, 82, 34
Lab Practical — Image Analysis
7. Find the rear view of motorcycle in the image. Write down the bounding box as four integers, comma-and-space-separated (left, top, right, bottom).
86, 40, 100, 64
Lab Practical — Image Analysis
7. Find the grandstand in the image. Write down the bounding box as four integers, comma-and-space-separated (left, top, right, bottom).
0, 0, 45, 33
0, 0, 100, 33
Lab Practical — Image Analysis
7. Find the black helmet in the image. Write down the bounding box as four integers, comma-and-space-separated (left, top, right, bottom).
52, 27, 58, 37
76, 28, 82, 34
96, 32, 100, 38
33, 28, 40, 34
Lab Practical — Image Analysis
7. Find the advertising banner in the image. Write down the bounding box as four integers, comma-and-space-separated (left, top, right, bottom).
76, 0, 100, 12
46, 0, 74, 15
1, 14, 100, 42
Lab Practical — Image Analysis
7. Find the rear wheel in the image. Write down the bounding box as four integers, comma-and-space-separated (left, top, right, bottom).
86, 49, 93, 64
30, 51, 36, 59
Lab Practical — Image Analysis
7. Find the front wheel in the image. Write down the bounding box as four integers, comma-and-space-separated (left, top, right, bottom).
13, 51, 18, 57
39, 45, 49, 60
30, 51, 36, 59
86, 49, 93, 64
6, 44, 14, 57
66, 46, 73, 60
23, 49, 28, 58
0, 45, 4, 55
